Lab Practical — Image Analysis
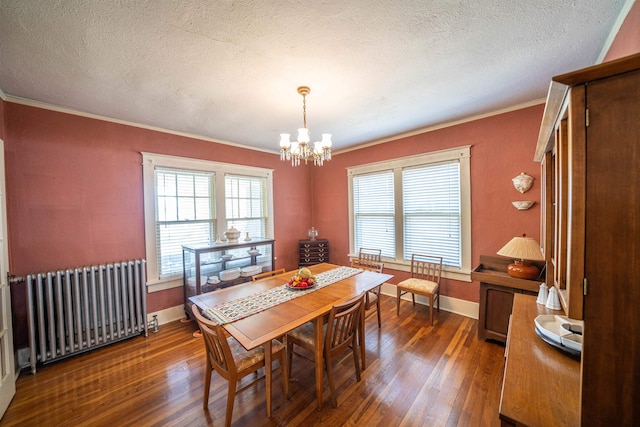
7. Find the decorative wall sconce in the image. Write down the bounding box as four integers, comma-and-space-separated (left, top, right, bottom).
511, 172, 535, 209
512, 172, 534, 193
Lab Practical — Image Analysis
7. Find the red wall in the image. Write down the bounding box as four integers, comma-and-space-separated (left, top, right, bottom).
312, 105, 544, 303
604, 0, 640, 62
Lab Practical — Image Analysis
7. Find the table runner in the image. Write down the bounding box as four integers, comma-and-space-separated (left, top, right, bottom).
204, 266, 361, 325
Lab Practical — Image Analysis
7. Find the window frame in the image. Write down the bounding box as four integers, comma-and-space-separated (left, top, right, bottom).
347, 145, 472, 282
142, 152, 274, 292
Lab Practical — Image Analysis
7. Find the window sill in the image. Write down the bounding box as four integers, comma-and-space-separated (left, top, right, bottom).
146, 276, 182, 293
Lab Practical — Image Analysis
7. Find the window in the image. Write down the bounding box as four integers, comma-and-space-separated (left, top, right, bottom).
348, 146, 471, 280
155, 169, 215, 278
142, 153, 274, 291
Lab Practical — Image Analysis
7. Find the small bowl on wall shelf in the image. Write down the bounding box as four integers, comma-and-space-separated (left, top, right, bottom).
512, 201, 535, 210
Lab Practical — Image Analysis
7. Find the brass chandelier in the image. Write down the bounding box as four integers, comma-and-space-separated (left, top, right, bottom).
279, 86, 332, 166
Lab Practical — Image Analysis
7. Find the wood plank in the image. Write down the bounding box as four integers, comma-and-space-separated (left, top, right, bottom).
2, 296, 507, 426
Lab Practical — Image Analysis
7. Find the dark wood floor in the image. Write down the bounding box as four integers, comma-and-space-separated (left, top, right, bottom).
1, 296, 506, 426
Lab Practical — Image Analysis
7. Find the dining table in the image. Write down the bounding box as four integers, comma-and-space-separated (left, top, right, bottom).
189, 262, 393, 415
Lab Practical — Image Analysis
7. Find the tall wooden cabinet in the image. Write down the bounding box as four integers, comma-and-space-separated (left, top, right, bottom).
535, 53, 640, 425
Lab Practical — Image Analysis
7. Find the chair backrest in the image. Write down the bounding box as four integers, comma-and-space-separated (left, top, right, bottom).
358, 247, 381, 263
325, 293, 364, 355
350, 258, 384, 273
192, 305, 236, 377
352, 248, 383, 272
252, 268, 286, 281
410, 254, 443, 283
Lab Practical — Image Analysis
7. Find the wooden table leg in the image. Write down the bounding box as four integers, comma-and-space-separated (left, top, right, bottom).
265, 340, 272, 417
314, 316, 323, 411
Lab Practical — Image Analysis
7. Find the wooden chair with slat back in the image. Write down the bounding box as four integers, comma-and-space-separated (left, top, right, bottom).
396, 254, 443, 326
192, 305, 289, 427
350, 248, 384, 328
286, 293, 365, 408
251, 268, 286, 281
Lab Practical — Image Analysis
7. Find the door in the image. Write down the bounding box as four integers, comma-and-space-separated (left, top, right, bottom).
0, 139, 16, 417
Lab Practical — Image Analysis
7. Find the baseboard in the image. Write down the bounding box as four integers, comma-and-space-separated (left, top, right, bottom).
380, 283, 479, 320
147, 305, 190, 326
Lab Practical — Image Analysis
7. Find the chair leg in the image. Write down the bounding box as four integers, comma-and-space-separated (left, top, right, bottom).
352, 342, 362, 382
224, 379, 237, 427
376, 297, 381, 328
325, 352, 338, 408
203, 364, 212, 408
360, 312, 366, 370
412, 293, 416, 306
279, 351, 289, 399
396, 287, 401, 315
429, 294, 434, 326
286, 340, 294, 379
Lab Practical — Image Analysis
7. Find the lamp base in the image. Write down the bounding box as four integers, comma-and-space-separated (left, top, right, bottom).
507, 259, 539, 280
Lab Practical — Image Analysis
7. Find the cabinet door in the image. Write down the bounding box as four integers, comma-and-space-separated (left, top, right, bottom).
479, 283, 515, 342
581, 69, 640, 425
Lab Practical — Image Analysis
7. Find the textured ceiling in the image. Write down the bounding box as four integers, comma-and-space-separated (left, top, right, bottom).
0, 0, 630, 153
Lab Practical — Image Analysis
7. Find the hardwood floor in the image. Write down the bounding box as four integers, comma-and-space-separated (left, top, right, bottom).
1, 296, 506, 426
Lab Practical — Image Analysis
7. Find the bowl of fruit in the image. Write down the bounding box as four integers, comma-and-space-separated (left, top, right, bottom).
287, 267, 317, 290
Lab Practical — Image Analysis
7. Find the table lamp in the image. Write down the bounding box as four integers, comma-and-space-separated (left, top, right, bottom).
496, 235, 544, 280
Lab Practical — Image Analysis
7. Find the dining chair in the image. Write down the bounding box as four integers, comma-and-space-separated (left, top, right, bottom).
350, 255, 384, 328
396, 254, 443, 326
251, 268, 286, 281
192, 305, 289, 427
286, 293, 365, 408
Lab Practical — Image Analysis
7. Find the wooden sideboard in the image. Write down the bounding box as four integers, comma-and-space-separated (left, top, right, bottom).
499, 294, 580, 426
472, 255, 543, 343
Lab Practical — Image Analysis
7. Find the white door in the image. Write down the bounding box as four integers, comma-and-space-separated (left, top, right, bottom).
0, 139, 16, 417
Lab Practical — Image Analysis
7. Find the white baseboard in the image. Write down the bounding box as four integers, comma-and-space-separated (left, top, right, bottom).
147, 305, 190, 326
380, 283, 479, 320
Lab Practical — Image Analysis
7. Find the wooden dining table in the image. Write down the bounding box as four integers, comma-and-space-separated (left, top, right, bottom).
189, 262, 393, 415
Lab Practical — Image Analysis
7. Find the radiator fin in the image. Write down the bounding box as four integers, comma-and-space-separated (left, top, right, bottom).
26, 259, 147, 373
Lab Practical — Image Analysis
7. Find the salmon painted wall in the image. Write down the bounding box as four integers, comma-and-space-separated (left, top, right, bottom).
604, 0, 640, 62
312, 105, 545, 303
4, 103, 312, 348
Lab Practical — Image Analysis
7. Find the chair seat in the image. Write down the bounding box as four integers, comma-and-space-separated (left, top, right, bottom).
287, 322, 327, 347
398, 277, 439, 294
228, 336, 285, 372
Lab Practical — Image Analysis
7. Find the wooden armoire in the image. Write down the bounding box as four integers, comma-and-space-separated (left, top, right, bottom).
535, 53, 640, 425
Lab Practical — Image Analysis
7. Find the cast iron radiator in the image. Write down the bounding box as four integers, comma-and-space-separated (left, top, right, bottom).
26, 259, 147, 373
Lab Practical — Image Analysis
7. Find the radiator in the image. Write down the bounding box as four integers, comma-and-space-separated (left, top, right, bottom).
26, 259, 148, 373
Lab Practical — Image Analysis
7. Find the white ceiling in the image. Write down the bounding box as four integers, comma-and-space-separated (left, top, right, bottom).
0, 1, 630, 153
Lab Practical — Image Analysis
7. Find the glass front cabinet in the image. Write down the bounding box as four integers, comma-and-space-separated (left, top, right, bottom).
182, 238, 275, 317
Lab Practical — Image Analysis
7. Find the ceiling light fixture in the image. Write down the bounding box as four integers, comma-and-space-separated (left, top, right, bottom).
279, 86, 332, 166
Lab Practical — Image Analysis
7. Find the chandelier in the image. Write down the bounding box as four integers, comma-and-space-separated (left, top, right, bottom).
279, 86, 332, 166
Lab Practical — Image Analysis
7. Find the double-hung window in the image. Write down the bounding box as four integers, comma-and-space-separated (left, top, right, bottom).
348, 146, 471, 280
142, 153, 274, 291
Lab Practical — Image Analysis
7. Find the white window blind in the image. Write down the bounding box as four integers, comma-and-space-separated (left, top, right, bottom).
155, 169, 215, 278
403, 161, 461, 268
225, 174, 267, 239
353, 171, 396, 257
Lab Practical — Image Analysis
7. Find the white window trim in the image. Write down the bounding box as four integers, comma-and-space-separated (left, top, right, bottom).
142, 152, 274, 292
347, 145, 472, 282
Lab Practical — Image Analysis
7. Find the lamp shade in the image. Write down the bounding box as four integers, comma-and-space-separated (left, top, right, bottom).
497, 236, 544, 261
497, 235, 544, 280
